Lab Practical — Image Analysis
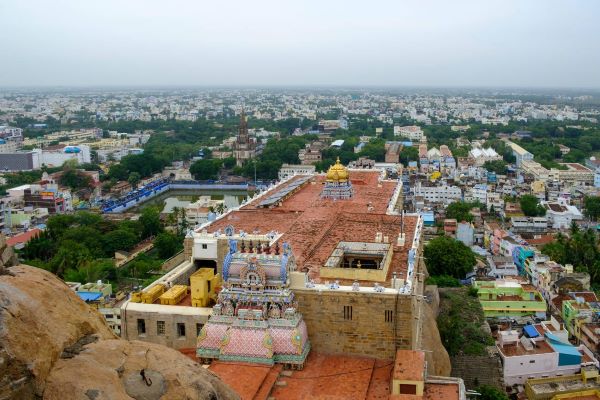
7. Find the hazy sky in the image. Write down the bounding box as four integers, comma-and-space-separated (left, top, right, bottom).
1, 0, 599, 88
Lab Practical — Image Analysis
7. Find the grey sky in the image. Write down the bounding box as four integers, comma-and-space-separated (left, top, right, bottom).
1, 0, 599, 88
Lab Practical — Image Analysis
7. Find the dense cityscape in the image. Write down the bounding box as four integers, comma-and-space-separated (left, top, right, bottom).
2, 1, 600, 400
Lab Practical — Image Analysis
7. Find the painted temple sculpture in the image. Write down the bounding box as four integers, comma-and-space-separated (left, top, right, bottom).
197, 238, 311, 368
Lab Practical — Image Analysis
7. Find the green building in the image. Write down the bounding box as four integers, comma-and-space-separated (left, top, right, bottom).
473, 279, 547, 318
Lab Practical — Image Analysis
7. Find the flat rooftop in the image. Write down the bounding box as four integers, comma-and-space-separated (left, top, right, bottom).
205, 172, 416, 285
498, 339, 555, 357
208, 352, 393, 400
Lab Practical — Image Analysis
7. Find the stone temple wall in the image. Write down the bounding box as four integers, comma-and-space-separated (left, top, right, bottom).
294, 289, 417, 360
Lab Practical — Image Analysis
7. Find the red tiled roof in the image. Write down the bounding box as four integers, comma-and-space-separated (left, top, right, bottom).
206, 172, 416, 285
7, 228, 42, 247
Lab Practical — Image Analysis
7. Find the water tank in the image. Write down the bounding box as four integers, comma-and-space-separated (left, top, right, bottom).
64, 146, 81, 153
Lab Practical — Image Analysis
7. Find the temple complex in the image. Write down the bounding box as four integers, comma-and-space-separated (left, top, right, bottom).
121, 159, 437, 382
232, 108, 257, 166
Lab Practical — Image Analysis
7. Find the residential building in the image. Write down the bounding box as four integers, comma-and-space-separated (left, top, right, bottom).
412, 182, 462, 205
473, 279, 547, 318
394, 125, 424, 141
497, 324, 598, 386
542, 199, 583, 229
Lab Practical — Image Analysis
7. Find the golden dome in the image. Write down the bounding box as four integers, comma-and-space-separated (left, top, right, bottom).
326, 157, 349, 183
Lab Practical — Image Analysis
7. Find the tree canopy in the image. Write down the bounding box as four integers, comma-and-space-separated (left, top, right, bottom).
424, 236, 476, 279
519, 194, 546, 217
584, 196, 600, 221
445, 201, 481, 223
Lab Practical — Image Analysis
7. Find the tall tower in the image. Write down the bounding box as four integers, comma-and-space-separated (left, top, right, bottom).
233, 107, 256, 167
237, 108, 249, 145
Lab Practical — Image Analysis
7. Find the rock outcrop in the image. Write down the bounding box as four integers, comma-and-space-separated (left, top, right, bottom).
0, 265, 239, 400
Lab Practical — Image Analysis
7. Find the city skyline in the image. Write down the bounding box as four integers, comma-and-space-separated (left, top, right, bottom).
1, 0, 600, 88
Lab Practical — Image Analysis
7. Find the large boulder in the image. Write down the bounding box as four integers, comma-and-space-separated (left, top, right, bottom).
0, 265, 238, 400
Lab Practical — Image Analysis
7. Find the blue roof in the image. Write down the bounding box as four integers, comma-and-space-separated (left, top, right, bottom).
523, 325, 539, 338
546, 332, 581, 366
77, 291, 103, 302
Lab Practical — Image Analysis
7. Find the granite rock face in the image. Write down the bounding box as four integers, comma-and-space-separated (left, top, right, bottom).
0, 264, 239, 400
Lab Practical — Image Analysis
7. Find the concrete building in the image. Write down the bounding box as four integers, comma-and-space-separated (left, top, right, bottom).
412, 182, 462, 205
473, 279, 547, 319
542, 199, 583, 229
469, 146, 502, 166
508, 141, 534, 167
497, 323, 598, 387
394, 125, 424, 141
278, 164, 316, 180
385, 142, 401, 163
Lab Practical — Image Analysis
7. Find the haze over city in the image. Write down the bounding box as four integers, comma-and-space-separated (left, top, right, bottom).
3, 2, 600, 400
2, 0, 600, 88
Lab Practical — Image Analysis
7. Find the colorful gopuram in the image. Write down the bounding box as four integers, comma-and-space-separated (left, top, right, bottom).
197, 238, 310, 368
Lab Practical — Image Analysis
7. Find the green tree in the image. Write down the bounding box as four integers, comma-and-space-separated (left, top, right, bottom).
154, 232, 181, 259
189, 159, 223, 180
108, 163, 128, 181
50, 240, 93, 277
445, 201, 480, 222
128, 171, 141, 188
520, 194, 546, 217
424, 236, 476, 279
59, 168, 92, 190
482, 160, 507, 175
584, 196, 600, 221
102, 229, 139, 255
476, 385, 509, 400
139, 207, 163, 238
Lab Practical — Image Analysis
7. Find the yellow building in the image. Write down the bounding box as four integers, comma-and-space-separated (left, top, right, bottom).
190, 268, 220, 307
159, 285, 188, 305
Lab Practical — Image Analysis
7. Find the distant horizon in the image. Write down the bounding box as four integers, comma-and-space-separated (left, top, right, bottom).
2, 84, 600, 93
1, 0, 599, 88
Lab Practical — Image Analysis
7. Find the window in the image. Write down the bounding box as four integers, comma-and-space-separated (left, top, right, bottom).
196, 323, 203, 336
385, 310, 394, 323
137, 319, 146, 335
177, 323, 186, 337
343, 305, 353, 321
529, 360, 535, 363
105, 314, 114, 319
157, 321, 165, 336
202, 244, 208, 249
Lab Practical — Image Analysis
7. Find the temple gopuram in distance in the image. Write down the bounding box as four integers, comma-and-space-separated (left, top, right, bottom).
121, 159, 463, 398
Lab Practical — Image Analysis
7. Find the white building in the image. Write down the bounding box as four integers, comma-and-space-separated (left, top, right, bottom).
33, 144, 91, 167
185, 196, 224, 227
394, 125, 424, 141
278, 164, 316, 180
469, 147, 502, 166
542, 199, 583, 229
465, 184, 487, 204
497, 325, 597, 387
413, 182, 462, 205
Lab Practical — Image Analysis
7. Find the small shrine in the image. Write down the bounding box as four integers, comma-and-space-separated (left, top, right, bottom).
321, 157, 354, 200
197, 239, 310, 368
